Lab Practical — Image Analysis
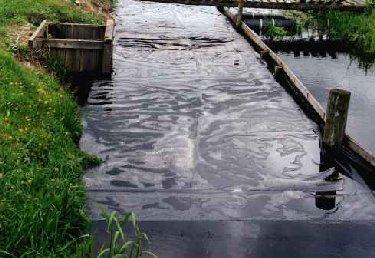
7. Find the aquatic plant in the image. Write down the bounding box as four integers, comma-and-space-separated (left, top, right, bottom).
98, 209, 157, 258
263, 18, 288, 39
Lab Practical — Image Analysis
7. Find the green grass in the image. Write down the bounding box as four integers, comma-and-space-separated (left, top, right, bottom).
0, 47, 102, 258
0, 0, 113, 257
313, 8, 375, 70
0, 0, 106, 48
315, 8, 375, 51
0, 0, 104, 27
283, 7, 375, 70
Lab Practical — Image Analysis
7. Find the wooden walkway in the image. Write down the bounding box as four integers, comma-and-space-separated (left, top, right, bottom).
139, 0, 366, 11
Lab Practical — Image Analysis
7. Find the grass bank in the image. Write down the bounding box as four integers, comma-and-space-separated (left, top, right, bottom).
0, 0, 111, 257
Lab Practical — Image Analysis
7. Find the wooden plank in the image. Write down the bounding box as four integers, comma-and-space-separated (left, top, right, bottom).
88, 50, 95, 72
29, 20, 49, 49
78, 26, 94, 39
79, 49, 87, 72
52, 24, 106, 39
76, 25, 87, 39
102, 19, 114, 74
92, 27, 105, 40
102, 42, 113, 74
96, 50, 103, 71
43, 39, 104, 50
30, 21, 111, 73
54, 22, 106, 28
64, 49, 74, 71
345, 135, 375, 167
66, 24, 75, 39
139, 0, 366, 11
73, 49, 82, 72
49, 48, 58, 60
104, 19, 115, 42
63, 49, 81, 72
236, 0, 246, 28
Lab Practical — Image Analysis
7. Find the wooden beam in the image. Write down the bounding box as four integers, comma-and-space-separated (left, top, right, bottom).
236, 0, 245, 28
104, 19, 115, 42
102, 19, 115, 74
52, 22, 106, 28
29, 20, 49, 49
43, 39, 104, 50
139, 0, 366, 11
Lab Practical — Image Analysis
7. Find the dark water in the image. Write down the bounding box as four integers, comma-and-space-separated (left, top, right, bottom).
80, 1, 375, 257
242, 12, 375, 154
92, 220, 375, 258
274, 51, 375, 154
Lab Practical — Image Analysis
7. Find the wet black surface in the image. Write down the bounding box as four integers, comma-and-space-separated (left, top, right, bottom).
93, 220, 375, 258
80, 1, 375, 256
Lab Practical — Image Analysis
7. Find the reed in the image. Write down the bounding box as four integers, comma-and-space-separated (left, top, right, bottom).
314, 8, 375, 70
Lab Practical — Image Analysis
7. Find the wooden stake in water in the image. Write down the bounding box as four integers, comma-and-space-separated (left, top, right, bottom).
323, 89, 351, 150
236, 0, 245, 28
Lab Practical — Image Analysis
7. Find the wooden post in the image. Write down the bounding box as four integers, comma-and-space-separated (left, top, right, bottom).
323, 89, 351, 149
236, 0, 245, 28
260, 50, 269, 58
29, 20, 48, 49
273, 65, 282, 76
102, 19, 114, 74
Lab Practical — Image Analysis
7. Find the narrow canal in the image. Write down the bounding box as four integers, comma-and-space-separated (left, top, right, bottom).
275, 51, 375, 153
242, 10, 375, 154
80, 1, 375, 257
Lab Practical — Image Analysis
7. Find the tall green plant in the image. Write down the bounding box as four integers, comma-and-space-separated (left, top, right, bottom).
98, 209, 157, 258
263, 18, 288, 39
313, 8, 375, 70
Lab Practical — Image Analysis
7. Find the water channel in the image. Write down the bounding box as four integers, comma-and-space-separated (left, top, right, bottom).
79, 1, 375, 257
243, 10, 375, 154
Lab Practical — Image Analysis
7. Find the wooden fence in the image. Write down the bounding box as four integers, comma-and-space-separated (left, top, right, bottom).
29, 19, 114, 74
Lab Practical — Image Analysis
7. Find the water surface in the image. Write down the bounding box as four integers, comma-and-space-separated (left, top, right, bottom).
275, 51, 375, 154
80, 1, 375, 257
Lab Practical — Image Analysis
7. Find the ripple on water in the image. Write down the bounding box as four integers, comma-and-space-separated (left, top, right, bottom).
80, 0, 375, 221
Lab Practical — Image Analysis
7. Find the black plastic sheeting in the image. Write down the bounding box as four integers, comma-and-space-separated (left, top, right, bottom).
79, 1, 375, 257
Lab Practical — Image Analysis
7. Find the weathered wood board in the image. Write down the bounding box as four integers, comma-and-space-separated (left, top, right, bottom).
141, 0, 367, 11
29, 20, 114, 74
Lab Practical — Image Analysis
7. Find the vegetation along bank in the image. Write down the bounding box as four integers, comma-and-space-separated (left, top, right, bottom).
313, 7, 375, 69
282, 6, 375, 69
0, 0, 114, 257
